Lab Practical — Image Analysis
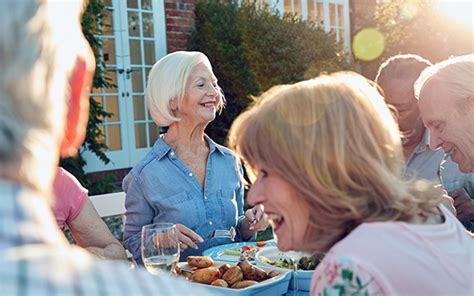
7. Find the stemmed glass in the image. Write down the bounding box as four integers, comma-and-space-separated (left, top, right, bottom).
273, 231, 302, 295
141, 223, 180, 275
285, 251, 304, 295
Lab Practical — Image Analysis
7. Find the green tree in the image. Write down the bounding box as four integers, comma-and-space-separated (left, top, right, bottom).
188, 0, 353, 145
188, 0, 259, 144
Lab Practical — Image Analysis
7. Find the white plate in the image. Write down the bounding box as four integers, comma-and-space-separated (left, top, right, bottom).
177, 260, 291, 296
255, 247, 316, 292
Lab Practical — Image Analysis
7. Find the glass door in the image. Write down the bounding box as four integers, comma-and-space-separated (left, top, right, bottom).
84, 0, 167, 172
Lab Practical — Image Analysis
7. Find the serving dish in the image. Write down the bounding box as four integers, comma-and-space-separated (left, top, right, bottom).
177, 260, 291, 296
255, 247, 321, 292
178, 261, 291, 296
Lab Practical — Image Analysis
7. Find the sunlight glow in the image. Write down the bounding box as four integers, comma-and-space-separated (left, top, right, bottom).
437, 0, 474, 28
352, 28, 385, 62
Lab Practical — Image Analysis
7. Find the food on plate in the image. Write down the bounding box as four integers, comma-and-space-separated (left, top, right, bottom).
177, 255, 282, 290
187, 255, 215, 268
189, 266, 221, 284
222, 266, 244, 285
267, 270, 281, 278
218, 263, 231, 276
260, 254, 324, 271
238, 260, 267, 281
222, 244, 262, 261
231, 280, 258, 289
211, 279, 229, 287
223, 249, 241, 256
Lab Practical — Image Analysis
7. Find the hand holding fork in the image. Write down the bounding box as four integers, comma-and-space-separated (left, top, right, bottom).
245, 204, 268, 231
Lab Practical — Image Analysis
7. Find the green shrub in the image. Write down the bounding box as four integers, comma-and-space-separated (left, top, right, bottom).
188, 0, 353, 144
188, 0, 259, 144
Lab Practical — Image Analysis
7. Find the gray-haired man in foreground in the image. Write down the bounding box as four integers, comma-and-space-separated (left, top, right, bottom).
0, 1, 207, 294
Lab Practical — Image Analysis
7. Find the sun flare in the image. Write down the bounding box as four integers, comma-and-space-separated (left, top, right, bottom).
437, 0, 474, 28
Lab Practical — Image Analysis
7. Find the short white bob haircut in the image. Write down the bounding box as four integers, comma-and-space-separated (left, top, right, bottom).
146, 51, 225, 127
414, 54, 474, 104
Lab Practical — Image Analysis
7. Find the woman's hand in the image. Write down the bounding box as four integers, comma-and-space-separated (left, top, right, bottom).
245, 204, 269, 232
176, 223, 203, 251
239, 205, 269, 241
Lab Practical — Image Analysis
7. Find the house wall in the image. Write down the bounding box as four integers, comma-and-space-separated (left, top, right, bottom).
348, 0, 379, 79
165, 0, 197, 52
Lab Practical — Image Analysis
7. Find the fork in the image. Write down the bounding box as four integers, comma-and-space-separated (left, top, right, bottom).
206, 227, 236, 241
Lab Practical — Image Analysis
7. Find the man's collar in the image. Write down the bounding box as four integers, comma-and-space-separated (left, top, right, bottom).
413, 129, 431, 154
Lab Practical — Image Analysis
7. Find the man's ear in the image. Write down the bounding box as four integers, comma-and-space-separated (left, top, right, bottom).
59, 56, 93, 157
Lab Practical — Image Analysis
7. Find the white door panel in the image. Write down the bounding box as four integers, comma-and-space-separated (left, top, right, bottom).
84, 0, 166, 173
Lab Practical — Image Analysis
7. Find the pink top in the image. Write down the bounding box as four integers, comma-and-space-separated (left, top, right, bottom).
311, 206, 474, 295
52, 167, 88, 230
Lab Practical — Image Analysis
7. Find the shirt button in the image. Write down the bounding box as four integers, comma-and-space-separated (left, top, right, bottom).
170, 151, 175, 156
188, 172, 193, 177
204, 196, 208, 200
209, 221, 213, 225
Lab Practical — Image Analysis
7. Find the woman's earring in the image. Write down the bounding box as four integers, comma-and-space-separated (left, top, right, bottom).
170, 100, 177, 111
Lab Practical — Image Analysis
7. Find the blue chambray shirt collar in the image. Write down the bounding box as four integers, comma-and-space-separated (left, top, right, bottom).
152, 134, 226, 160
413, 129, 431, 155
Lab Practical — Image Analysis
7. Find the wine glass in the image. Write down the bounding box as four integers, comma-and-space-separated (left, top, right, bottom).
141, 223, 180, 275
285, 251, 304, 295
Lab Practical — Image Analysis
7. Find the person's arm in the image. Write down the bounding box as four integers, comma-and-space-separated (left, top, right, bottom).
68, 199, 127, 260
234, 161, 268, 241
450, 188, 474, 222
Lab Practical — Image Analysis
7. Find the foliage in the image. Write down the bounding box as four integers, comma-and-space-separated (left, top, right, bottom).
239, 2, 350, 89
188, 0, 259, 144
60, 0, 117, 195
188, 0, 353, 144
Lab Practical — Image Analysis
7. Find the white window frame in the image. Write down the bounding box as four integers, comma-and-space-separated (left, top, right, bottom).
269, 0, 351, 53
83, 0, 167, 173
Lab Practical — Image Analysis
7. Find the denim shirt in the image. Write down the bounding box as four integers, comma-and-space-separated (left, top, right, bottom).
123, 135, 249, 264
406, 130, 474, 196
406, 130, 474, 230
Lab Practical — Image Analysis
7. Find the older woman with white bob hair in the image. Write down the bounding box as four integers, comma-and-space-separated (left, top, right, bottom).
123, 51, 267, 264
229, 72, 474, 295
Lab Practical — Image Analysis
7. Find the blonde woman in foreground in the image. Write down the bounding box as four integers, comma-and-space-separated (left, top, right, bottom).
229, 72, 474, 295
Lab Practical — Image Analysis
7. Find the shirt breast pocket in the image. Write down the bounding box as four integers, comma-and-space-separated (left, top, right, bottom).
158, 191, 200, 228
218, 189, 238, 226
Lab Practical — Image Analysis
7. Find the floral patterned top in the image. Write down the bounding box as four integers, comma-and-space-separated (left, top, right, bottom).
311, 206, 474, 296
312, 257, 384, 296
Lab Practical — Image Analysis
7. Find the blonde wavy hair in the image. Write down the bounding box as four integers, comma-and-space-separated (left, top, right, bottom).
229, 72, 443, 252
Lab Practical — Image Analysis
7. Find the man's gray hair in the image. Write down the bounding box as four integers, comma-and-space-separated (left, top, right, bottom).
414, 54, 474, 104
0, 0, 85, 194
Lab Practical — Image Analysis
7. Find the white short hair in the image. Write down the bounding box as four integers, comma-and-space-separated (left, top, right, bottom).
146, 51, 225, 127
0, 0, 85, 193
414, 54, 474, 104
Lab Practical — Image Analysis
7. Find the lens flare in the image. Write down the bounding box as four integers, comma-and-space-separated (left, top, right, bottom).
437, 0, 473, 28
399, 0, 419, 20
352, 28, 385, 62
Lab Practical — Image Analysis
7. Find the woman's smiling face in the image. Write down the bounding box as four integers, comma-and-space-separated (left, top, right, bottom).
247, 167, 311, 252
